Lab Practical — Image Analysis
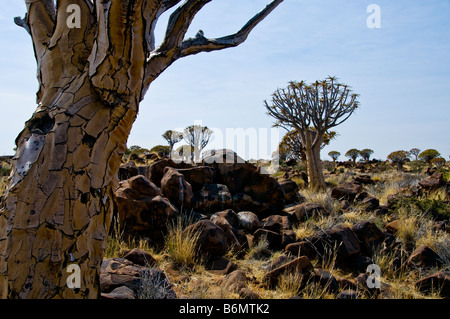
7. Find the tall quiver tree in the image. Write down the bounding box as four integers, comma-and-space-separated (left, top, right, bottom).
265, 77, 359, 190
162, 130, 183, 156
183, 125, 213, 163
0, 0, 284, 299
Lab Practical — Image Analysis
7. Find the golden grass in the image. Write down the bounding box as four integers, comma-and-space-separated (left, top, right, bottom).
165, 216, 202, 269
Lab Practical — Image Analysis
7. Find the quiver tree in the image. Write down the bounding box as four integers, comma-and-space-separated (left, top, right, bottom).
410, 148, 421, 161
183, 125, 213, 163
265, 77, 359, 190
387, 150, 410, 172
345, 148, 360, 164
328, 151, 340, 162
162, 130, 183, 156
0, 0, 283, 299
359, 149, 374, 162
418, 149, 441, 164
278, 128, 336, 165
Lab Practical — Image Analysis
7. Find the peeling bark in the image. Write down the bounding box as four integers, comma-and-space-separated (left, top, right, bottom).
2, 0, 283, 298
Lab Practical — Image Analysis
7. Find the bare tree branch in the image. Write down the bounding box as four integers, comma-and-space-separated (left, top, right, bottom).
14, 16, 31, 35
180, 0, 283, 57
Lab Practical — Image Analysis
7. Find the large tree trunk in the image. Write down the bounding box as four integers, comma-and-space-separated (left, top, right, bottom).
0, 74, 135, 298
0, 0, 283, 299
304, 134, 326, 191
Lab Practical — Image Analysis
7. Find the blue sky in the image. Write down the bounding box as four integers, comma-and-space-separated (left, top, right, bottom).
0, 0, 449, 162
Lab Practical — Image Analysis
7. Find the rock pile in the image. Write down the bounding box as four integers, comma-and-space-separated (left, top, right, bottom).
108, 153, 449, 299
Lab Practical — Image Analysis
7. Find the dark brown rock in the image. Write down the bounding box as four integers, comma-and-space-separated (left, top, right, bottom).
193, 183, 233, 213
121, 248, 156, 267
205, 256, 237, 275
330, 182, 363, 202
326, 226, 362, 259
360, 196, 380, 211
118, 161, 139, 181
202, 151, 286, 217
177, 166, 215, 191
285, 241, 318, 260
408, 245, 443, 268
237, 211, 260, 232
253, 228, 283, 251
211, 209, 240, 229
261, 215, 291, 233
101, 286, 136, 299
284, 202, 328, 224
114, 176, 178, 242
239, 288, 261, 299
183, 220, 228, 258
418, 172, 445, 191
353, 175, 374, 185
100, 258, 171, 296
219, 270, 248, 292
311, 268, 339, 292
415, 272, 450, 299
351, 221, 385, 254
279, 179, 303, 204
385, 220, 401, 235
161, 167, 194, 208
263, 256, 313, 288
148, 158, 192, 187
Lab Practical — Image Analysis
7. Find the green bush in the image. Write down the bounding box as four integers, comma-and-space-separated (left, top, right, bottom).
392, 197, 450, 221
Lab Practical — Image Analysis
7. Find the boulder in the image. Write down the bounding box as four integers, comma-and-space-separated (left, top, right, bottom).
218, 270, 248, 293
284, 202, 328, 224
239, 288, 261, 299
351, 221, 385, 255
359, 196, 380, 211
418, 172, 445, 191
415, 272, 450, 299
263, 256, 313, 288
100, 258, 174, 298
330, 182, 363, 202
161, 167, 194, 208
193, 183, 233, 213
385, 220, 401, 235
210, 210, 243, 252
114, 175, 178, 242
177, 166, 215, 192
308, 226, 362, 269
285, 241, 317, 260
147, 159, 192, 187
237, 211, 260, 232
353, 175, 374, 185
260, 215, 291, 233
118, 161, 139, 181
202, 150, 285, 217
279, 179, 304, 204
205, 256, 237, 275
407, 245, 443, 268
311, 268, 339, 292
183, 220, 228, 258
210, 209, 240, 229
101, 286, 136, 299
253, 228, 283, 251
121, 248, 156, 267
326, 226, 362, 260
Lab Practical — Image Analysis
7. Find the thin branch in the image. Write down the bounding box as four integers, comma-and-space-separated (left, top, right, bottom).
180, 0, 284, 57
14, 16, 31, 35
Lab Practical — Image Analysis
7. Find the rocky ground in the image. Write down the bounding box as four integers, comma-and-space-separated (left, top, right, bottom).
99, 150, 450, 299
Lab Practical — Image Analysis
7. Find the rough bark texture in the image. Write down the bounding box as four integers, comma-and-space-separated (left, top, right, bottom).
1, 0, 283, 299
